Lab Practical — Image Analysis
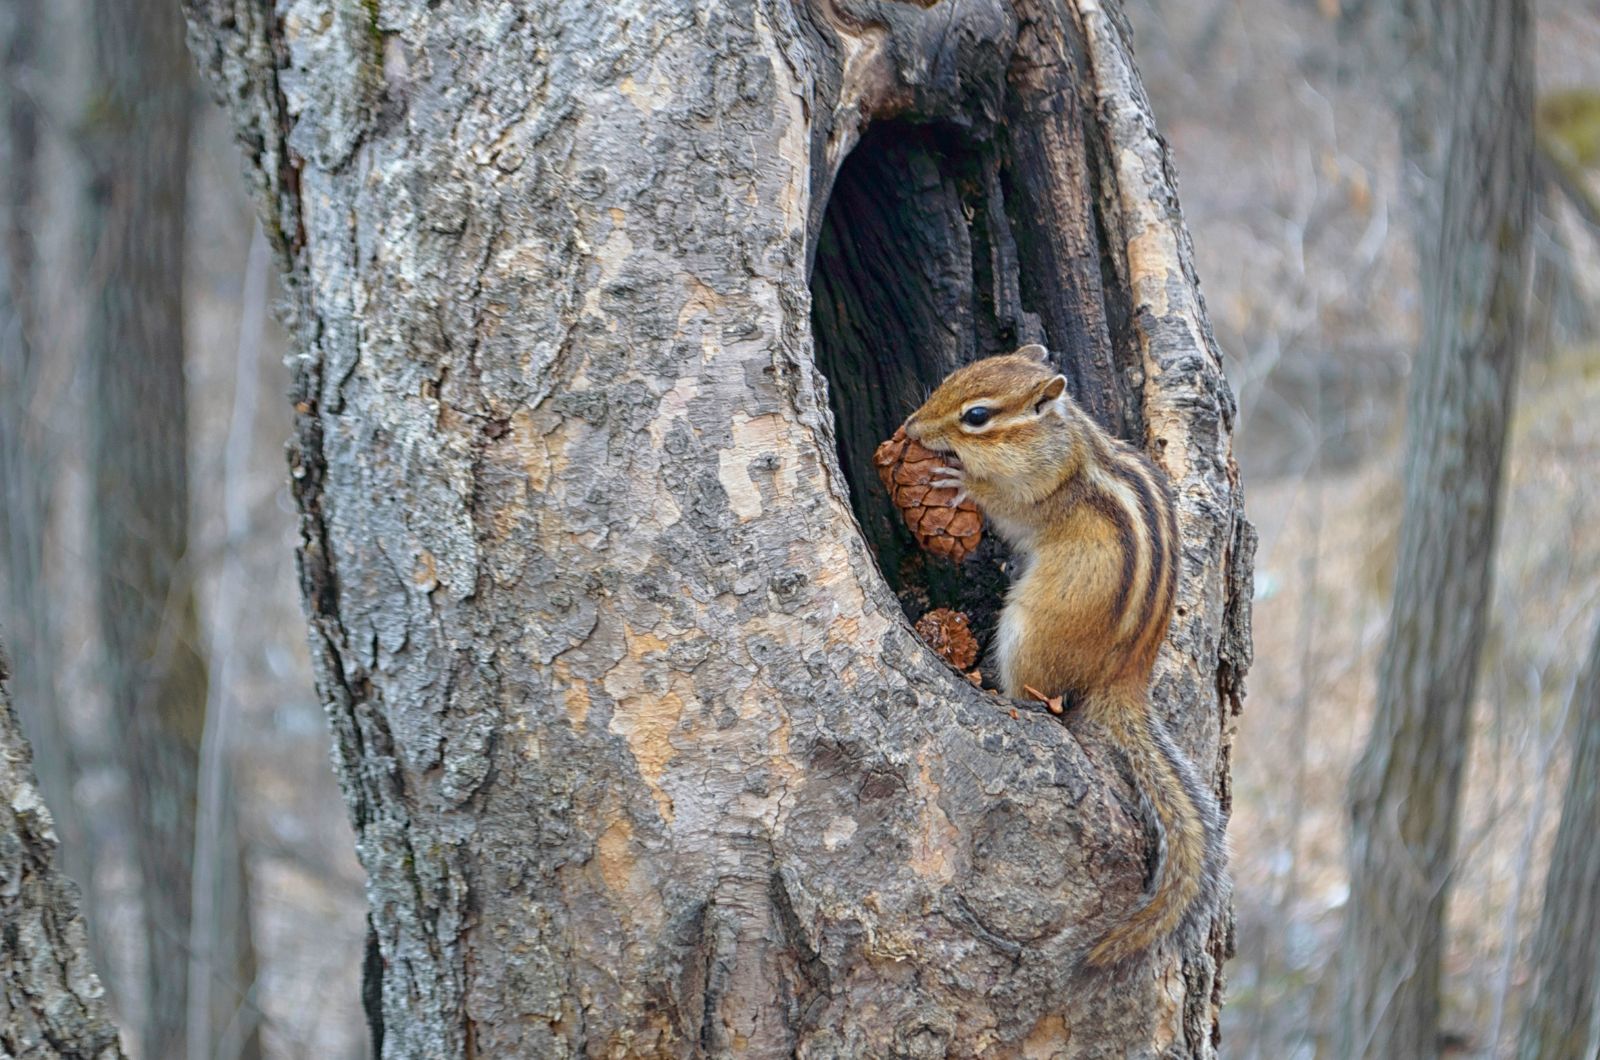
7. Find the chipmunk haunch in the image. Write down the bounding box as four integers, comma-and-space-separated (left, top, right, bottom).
906, 346, 1226, 968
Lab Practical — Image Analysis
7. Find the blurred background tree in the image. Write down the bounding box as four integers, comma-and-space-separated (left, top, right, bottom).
1338, 3, 1533, 1057
1515, 615, 1600, 1059
4, 0, 367, 1048
78, 0, 259, 1055
0, 0, 86, 924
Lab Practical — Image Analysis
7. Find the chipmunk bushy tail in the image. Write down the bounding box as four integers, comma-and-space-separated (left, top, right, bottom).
1079, 684, 1227, 969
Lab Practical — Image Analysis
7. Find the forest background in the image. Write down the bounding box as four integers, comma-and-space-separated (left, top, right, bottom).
3, 0, 1599, 1057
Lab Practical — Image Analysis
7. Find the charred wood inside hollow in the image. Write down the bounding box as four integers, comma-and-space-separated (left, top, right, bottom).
809, 116, 1138, 663
810, 121, 1013, 654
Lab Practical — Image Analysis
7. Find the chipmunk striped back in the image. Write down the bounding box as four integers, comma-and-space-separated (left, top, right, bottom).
905, 347, 1226, 969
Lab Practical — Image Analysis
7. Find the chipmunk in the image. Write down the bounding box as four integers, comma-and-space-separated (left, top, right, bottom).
904, 345, 1225, 968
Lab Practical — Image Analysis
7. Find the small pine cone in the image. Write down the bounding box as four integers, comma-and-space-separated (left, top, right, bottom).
873, 426, 983, 562
914, 608, 979, 672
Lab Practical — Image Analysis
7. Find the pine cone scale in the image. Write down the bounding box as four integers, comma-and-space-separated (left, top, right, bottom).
872, 426, 983, 563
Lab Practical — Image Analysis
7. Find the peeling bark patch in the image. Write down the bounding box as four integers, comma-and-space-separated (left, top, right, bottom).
554, 662, 592, 728
910, 751, 959, 883
507, 408, 552, 492
1022, 1013, 1072, 1056
618, 60, 677, 115
604, 627, 684, 823
822, 815, 858, 851
719, 412, 795, 520
595, 816, 664, 937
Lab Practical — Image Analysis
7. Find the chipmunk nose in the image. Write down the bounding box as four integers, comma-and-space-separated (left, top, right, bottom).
903, 415, 924, 441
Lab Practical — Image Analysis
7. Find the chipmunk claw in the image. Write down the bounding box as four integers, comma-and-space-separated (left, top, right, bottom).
930, 465, 967, 503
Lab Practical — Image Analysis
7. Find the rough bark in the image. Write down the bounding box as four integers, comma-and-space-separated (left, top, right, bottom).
184, 0, 1252, 1056
1336, 3, 1533, 1058
80, 1, 259, 1056
1515, 619, 1600, 1060
0, 645, 127, 1060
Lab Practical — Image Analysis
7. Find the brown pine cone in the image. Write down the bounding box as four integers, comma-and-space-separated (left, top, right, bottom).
873, 426, 983, 563
914, 607, 980, 671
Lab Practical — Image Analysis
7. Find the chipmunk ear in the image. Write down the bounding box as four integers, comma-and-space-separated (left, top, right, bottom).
1015, 343, 1050, 363
1033, 374, 1067, 413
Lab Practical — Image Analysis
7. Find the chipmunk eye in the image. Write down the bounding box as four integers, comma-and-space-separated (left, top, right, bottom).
960, 406, 991, 428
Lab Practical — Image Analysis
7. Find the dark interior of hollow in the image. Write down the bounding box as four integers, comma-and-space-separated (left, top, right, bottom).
808, 121, 1032, 664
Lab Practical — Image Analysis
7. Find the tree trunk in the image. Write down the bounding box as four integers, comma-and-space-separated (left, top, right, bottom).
80, 2, 259, 1056
1336, 3, 1533, 1058
0, 0, 44, 734
0, 0, 89, 909
0, 643, 126, 1060
184, 1, 1253, 1055
1515, 619, 1600, 1060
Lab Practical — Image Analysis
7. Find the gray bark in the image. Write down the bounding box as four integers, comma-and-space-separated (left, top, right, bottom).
184, 1, 1253, 1056
1336, 3, 1533, 1058
1515, 620, 1600, 1060
80, 1, 259, 1056
0, 645, 126, 1060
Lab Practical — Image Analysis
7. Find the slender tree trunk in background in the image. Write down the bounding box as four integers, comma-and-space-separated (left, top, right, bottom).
1515, 620, 1600, 1060
1336, 3, 1533, 1058
0, 644, 126, 1059
0, 0, 92, 908
186, 1, 1253, 1055
0, 0, 44, 716
80, 1, 259, 1056
186, 226, 272, 1060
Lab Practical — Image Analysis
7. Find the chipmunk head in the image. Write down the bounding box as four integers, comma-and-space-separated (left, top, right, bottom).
904, 345, 1085, 503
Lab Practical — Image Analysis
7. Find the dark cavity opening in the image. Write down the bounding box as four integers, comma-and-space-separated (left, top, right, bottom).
808, 121, 1035, 655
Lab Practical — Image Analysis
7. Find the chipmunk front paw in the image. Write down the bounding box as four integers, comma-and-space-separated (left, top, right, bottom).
929, 463, 966, 504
